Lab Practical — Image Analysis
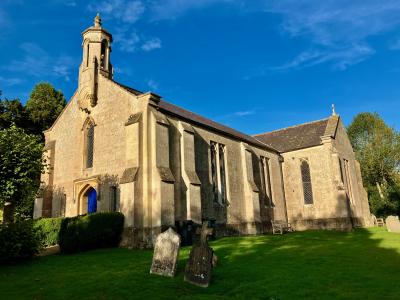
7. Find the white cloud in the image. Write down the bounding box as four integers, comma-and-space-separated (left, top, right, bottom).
66, 1, 76, 7
87, 0, 145, 24
88, 1, 163, 53
114, 29, 140, 52
150, 0, 234, 21
234, 110, 255, 117
141, 38, 162, 51
389, 39, 400, 50
4, 43, 76, 81
147, 79, 159, 90
217, 108, 256, 120
0, 76, 24, 87
271, 45, 375, 72
263, 0, 400, 70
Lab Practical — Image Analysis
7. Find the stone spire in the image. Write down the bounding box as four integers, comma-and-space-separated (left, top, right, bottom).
94, 13, 102, 28
331, 104, 337, 116
79, 14, 113, 82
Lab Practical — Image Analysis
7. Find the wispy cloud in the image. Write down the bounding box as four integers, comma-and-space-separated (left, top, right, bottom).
149, 0, 234, 21
66, 1, 77, 7
0, 76, 24, 87
87, 0, 145, 24
262, 0, 400, 71
233, 110, 255, 117
389, 39, 400, 50
114, 29, 140, 52
0, 0, 23, 28
271, 45, 375, 72
88, 0, 163, 53
141, 38, 162, 51
4, 43, 76, 81
217, 109, 256, 120
147, 79, 159, 91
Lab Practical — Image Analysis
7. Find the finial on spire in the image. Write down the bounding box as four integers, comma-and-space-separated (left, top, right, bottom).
331, 103, 337, 116
94, 13, 102, 27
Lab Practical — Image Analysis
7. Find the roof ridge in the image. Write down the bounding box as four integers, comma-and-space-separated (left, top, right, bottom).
253, 117, 330, 137
158, 99, 279, 152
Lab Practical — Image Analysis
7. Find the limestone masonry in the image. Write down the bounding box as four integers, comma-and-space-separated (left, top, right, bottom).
34, 15, 373, 247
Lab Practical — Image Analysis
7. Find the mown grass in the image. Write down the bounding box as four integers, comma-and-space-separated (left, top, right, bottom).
0, 228, 399, 299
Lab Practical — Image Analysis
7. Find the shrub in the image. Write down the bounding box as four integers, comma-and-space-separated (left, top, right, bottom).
59, 212, 124, 254
33, 217, 63, 247
0, 221, 41, 264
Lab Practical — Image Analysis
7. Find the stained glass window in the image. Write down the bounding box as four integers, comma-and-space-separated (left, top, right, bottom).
301, 160, 313, 204
86, 124, 94, 168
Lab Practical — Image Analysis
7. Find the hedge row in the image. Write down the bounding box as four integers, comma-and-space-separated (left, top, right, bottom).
33, 217, 63, 247
0, 212, 124, 264
0, 221, 41, 264
59, 212, 124, 254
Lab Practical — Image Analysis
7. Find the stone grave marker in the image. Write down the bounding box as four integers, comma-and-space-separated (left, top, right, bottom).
2, 202, 14, 223
184, 222, 215, 287
150, 227, 181, 277
385, 215, 400, 233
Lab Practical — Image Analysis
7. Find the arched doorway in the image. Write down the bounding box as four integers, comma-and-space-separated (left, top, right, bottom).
87, 187, 97, 214
78, 185, 98, 215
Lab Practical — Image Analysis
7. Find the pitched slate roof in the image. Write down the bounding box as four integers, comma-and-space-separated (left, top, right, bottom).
114, 79, 278, 151
253, 116, 339, 153
157, 100, 274, 150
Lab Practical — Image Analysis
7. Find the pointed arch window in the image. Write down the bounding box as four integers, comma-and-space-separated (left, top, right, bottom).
86, 124, 94, 168
260, 156, 273, 207
83, 118, 95, 169
300, 159, 313, 205
210, 141, 228, 205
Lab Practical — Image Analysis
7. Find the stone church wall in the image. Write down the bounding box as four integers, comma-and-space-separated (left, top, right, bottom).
165, 116, 287, 238
332, 121, 373, 227
282, 120, 372, 230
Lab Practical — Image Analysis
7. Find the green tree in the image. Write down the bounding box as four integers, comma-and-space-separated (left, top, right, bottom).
0, 91, 33, 131
347, 112, 400, 216
25, 83, 66, 134
0, 125, 46, 222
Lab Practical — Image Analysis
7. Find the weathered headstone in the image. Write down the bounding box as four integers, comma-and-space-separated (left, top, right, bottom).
2, 202, 14, 223
184, 222, 215, 287
150, 227, 181, 277
385, 215, 400, 233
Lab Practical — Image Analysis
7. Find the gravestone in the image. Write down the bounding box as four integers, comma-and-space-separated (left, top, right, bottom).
385, 215, 400, 233
184, 222, 215, 287
150, 227, 181, 277
2, 202, 14, 223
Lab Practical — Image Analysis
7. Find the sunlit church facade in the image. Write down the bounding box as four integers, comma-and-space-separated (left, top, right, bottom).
34, 16, 373, 247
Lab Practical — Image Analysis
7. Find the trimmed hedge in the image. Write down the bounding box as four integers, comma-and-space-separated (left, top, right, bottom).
0, 221, 41, 264
59, 212, 124, 254
33, 217, 63, 247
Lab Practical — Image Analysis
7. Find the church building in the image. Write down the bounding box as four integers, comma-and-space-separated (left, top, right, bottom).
34, 15, 373, 247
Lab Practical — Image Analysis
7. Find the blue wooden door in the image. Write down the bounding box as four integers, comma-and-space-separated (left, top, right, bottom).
88, 188, 97, 214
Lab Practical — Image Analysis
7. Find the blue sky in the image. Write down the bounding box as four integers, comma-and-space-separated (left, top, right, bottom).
1, 0, 400, 134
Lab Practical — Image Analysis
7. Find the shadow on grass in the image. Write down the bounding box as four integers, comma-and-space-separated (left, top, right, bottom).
0, 228, 399, 300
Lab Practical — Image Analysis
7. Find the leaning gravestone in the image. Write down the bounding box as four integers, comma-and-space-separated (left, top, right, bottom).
150, 227, 181, 277
184, 222, 214, 287
385, 215, 400, 233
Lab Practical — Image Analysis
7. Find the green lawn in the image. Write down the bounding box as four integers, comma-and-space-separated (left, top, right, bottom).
1, 228, 399, 300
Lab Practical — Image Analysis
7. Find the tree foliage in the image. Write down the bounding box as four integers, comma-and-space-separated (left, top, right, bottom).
348, 112, 400, 216
0, 91, 35, 133
25, 83, 66, 134
0, 125, 47, 221
0, 84, 66, 220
